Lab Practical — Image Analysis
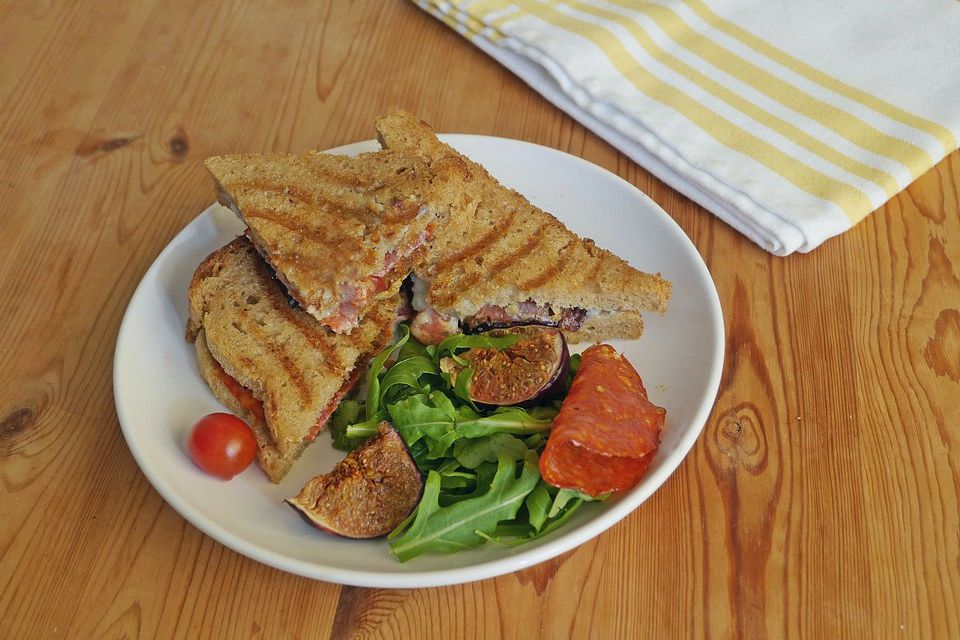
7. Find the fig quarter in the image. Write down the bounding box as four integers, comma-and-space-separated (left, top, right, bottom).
286, 422, 423, 539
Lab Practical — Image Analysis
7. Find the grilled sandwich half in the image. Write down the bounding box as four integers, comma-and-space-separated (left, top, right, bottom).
186, 237, 397, 482
374, 110, 671, 344
204, 148, 474, 333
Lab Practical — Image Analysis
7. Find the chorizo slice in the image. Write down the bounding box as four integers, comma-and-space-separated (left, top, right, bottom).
540, 344, 665, 496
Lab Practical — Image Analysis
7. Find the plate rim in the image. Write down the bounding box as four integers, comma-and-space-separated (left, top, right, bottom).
113, 134, 724, 588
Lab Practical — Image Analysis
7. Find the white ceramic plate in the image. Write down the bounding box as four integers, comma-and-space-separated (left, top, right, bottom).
114, 135, 723, 588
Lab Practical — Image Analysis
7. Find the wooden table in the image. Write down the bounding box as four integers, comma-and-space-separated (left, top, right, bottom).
2, 1, 957, 638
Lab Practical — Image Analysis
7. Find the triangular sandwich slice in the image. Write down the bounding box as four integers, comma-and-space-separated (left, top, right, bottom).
186, 237, 397, 482
204, 148, 474, 333
374, 110, 671, 344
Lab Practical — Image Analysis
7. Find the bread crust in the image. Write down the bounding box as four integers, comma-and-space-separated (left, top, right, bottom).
193, 329, 310, 482
566, 311, 644, 344
375, 111, 671, 338
204, 148, 475, 332
187, 237, 396, 481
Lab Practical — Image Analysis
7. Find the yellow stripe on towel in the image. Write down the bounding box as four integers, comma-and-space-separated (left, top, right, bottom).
559, 0, 905, 199
597, 0, 934, 180
682, 0, 957, 154
512, 0, 873, 221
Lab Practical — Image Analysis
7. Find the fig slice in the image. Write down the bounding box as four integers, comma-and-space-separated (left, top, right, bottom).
444, 325, 570, 406
286, 422, 423, 539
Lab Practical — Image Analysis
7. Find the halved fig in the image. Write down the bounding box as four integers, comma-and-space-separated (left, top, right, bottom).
444, 325, 570, 406
286, 422, 423, 539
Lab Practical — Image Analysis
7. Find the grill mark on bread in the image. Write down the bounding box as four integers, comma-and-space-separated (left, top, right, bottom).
205, 147, 473, 331
188, 236, 403, 479
243, 205, 361, 241
432, 222, 547, 307
383, 197, 425, 224
243, 206, 370, 258
520, 238, 577, 290
240, 179, 317, 206
241, 319, 311, 405
518, 261, 563, 290
274, 292, 344, 371
486, 222, 549, 276
433, 209, 518, 271
233, 170, 403, 227
375, 111, 671, 324
242, 206, 320, 235
304, 152, 370, 190
248, 249, 346, 372
242, 240, 325, 403
585, 250, 605, 285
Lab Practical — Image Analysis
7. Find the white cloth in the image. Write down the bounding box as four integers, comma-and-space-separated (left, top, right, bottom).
415, 0, 960, 255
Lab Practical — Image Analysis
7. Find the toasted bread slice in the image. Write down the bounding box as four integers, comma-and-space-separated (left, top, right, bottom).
204, 148, 474, 333
186, 237, 396, 482
375, 111, 670, 343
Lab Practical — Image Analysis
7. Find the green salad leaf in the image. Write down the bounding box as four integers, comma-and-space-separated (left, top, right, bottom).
430, 332, 520, 366
379, 355, 440, 404
328, 326, 606, 561
454, 406, 556, 437
568, 352, 583, 376
525, 483, 553, 532
329, 400, 364, 451
366, 324, 411, 416
389, 451, 541, 561
453, 433, 528, 469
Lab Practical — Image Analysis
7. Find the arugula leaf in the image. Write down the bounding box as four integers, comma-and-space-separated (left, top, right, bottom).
526, 405, 560, 421
383, 394, 553, 462
341, 409, 388, 443
455, 406, 555, 437
439, 470, 476, 491
426, 390, 462, 419
384, 394, 439, 447
407, 439, 433, 472
453, 433, 528, 469
379, 355, 440, 404
329, 400, 364, 451
366, 324, 410, 416
538, 498, 585, 537
450, 366, 478, 409
547, 487, 606, 518
480, 481, 593, 545
327, 327, 611, 561
390, 469, 443, 546
389, 451, 541, 561
432, 332, 520, 366
474, 527, 531, 546
569, 352, 583, 376
445, 460, 498, 503
523, 432, 548, 451
397, 334, 431, 361
524, 483, 553, 533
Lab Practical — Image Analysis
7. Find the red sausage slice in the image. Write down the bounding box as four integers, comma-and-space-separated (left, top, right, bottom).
540, 344, 665, 496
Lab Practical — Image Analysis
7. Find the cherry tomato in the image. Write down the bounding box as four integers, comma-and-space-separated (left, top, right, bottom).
187, 413, 257, 480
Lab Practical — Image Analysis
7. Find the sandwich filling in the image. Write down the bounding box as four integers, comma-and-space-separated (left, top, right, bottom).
461, 302, 587, 333
408, 276, 590, 344
216, 366, 266, 422
243, 222, 431, 333
322, 229, 431, 332
223, 177, 438, 334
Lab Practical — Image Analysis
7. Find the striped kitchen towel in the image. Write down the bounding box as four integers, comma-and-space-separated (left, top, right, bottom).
415, 0, 960, 255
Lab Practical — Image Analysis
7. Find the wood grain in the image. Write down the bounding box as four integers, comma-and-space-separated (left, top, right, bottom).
1, 1, 958, 638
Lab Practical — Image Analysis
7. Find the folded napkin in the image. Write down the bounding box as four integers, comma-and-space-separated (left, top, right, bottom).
415, 0, 960, 255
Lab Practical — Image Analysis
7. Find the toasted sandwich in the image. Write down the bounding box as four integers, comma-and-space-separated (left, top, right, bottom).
374, 110, 671, 344
204, 148, 474, 333
186, 237, 397, 482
